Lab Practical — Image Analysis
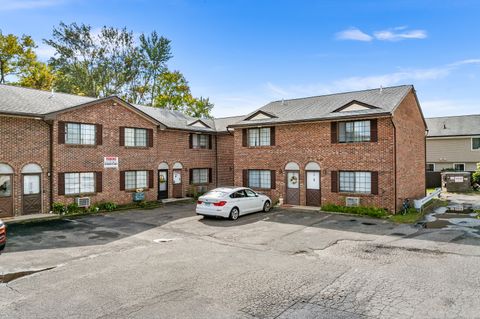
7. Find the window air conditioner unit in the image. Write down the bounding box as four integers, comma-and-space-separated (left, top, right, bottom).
76, 197, 91, 208
345, 197, 360, 207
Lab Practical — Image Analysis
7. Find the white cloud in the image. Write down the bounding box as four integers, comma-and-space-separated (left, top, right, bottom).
35, 44, 56, 61
336, 26, 427, 42
374, 29, 427, 41
0, 0, 65, 11
421, 99, 480, 117
335, 28, 373, 42
264, 59, 480, 98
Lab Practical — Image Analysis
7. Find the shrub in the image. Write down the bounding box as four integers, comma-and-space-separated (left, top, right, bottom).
66, 202, 80, 215
98, 202, 117, 212
321, 203, 388, 218
472, 163, 480, 184
87, 205, 99, 213
52, 202, 66, 214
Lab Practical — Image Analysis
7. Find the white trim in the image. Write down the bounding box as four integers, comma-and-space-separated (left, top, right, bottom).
427, 135, 480, 140
285, 162, 300, 170
453, 163, 465, 171
158, 162, 169, 170
471, 137, 480, 151
305, 162, 320, 170
426, 163, 435, 172
173, 162, 183, 169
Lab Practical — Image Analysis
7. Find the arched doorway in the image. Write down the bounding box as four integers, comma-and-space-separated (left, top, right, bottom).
305, 162, 321, 207
158, 162, 169, 200
0, 163, 14, 217
22, 163, 43, 214
172, 162, 183, 198
284, 162, 300, 205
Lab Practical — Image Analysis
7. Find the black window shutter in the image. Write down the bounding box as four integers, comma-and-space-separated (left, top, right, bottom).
208, 168, 213, 183
208, 135, 212, 149
242, 129, 248, 147
243, 170, 249, 187
96, 172, 103, 193
120, 171, 125, 190
371, 171, 379, 195
58, 173, 65, 195
270, 127, 275, 146
119, 127, 125, 146
331, 171, 338, 193
148, 129, 154, 147
96, 124, 103, 145
370, 119, 378, 142
189, 134, 193, 149
331, 122, 337, 144
58, 121, 65, 144
148, 170, 154, 188
270, 170, 276, 189
189, 169, 193, 184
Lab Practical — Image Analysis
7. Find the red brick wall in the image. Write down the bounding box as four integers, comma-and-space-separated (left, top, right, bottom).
233, 118, 397, 212
393, 90, 426, 209
51, 101, 221, 206
52, 100, 160, 205
216, 133, 235, 186
0, 116, 50, 215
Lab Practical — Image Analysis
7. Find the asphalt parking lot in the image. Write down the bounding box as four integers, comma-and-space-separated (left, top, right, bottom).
1, 203, 480, 319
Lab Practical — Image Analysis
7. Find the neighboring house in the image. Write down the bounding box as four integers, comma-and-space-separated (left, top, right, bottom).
0, 84, 240, 218
229, 85, 427, 213
426, 115, 480, 172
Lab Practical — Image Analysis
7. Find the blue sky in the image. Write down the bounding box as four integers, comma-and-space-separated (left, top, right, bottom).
1, 0, 479, 118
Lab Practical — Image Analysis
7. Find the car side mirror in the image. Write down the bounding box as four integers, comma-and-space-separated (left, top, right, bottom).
255, 194, 259, 197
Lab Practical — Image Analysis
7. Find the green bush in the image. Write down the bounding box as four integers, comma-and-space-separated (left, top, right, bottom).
66, 202, 80, 215
87, 205, 99, 213
98, 202, 117, 212
52, 202, 66, 214
472, 163, 480, 184
321, 203, 388, 218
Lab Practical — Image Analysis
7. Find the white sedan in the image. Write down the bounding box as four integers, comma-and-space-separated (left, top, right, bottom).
196, 187, 272, 220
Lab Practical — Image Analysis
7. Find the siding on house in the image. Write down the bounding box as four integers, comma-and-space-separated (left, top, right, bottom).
426, 137, 480, 169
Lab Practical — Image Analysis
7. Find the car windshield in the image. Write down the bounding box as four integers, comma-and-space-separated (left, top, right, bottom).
204, 190, 228, 198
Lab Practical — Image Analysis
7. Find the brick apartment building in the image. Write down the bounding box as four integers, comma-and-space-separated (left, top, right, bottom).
230, 85, 427, 212
0, 84, 241, 218
0, 84, 426, 217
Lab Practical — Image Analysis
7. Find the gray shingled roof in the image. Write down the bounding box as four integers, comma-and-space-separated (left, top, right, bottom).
0, 84, 242, 133
0, 84, 96, 116
426, 115, 480, 137
229, 85, 413, 127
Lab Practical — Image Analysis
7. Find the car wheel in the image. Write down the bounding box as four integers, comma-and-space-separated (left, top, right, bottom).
263, 201, 271, 212
229, 207, 240, 220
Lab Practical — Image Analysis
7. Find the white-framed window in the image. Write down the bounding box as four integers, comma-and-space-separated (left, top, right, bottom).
65, 172, 95, 195
339, 171, 371, 194
192, 134, 210, 149
472, 137, 480, 150
338, 120, 371, 143
453, 163, 465, 171
66, 123, 96, 145
248, 128, 271, 146
125, 128, 147, 147
125, 171, 148, 190
248, 170, 271, 189
426, 163, 435, 172
192, 168, 209, 184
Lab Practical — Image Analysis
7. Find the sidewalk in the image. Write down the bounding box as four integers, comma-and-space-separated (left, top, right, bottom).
2, 213, 58, 225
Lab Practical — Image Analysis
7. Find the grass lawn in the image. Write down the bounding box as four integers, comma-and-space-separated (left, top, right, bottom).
389, 210, 423, 224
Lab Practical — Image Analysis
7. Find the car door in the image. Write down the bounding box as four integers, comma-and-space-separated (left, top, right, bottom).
231, 190, 248, 214
244, 189, 262, 212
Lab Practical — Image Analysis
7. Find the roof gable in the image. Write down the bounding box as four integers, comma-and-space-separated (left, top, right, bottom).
244, 110, 277, 121
187, 119, 211, 128
333, 100, 378, 112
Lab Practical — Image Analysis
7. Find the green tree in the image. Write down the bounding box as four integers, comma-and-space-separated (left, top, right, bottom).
472, 163, 480, 184
138, 31, 172, 105
18, 60, 55, 90
0, 30, 36, 83
153, 70, 213, 118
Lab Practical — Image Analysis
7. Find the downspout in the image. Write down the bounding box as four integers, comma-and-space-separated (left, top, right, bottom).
215, 135, 218, 187
390, 117, 397, 213
48, 120, 54, 212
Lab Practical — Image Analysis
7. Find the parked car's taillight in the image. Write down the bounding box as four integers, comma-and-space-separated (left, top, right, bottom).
213, 201, 227, 207
197, 200, 203, 204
